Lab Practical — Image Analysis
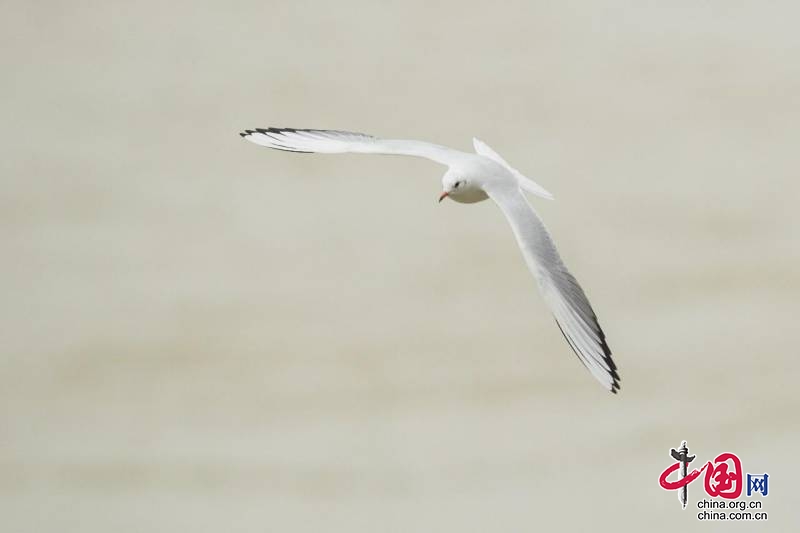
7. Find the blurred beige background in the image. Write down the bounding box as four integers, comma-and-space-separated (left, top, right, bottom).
2, 1, 798, 531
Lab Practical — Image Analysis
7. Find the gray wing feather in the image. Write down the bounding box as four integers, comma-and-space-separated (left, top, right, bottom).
240, 127, 465, 166
486, 184, 620, 392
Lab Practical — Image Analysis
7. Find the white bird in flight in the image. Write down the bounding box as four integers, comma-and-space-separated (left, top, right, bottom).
240, 127, 620, 393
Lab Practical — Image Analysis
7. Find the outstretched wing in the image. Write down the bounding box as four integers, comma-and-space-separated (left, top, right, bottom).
240, 127, 466, 167
486, 184, 620, 393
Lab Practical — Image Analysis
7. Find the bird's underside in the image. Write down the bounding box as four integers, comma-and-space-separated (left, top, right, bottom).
240, 127, 620, 393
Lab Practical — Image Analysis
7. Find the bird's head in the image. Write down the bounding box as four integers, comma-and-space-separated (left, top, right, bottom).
439, 171, 487, 204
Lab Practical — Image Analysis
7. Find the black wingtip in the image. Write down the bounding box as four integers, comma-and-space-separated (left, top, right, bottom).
555, 317, 621, 394
595, 319, 621, 390
237, 128, 314, 153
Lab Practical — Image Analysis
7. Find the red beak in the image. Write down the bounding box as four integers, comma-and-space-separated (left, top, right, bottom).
438, 191, 449, 203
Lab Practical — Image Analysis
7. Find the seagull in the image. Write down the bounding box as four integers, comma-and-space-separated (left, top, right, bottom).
240, 127, 620, 393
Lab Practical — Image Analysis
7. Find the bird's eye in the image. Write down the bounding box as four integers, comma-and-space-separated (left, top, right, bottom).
454, 181, 462, 188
